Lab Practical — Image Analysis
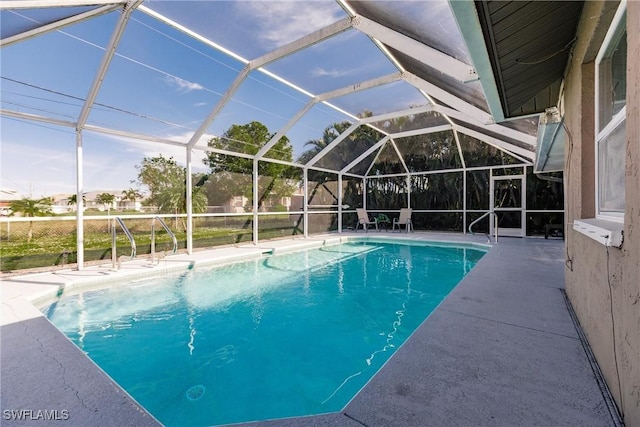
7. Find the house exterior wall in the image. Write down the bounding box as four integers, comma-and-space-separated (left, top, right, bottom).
564, 1, 640, 424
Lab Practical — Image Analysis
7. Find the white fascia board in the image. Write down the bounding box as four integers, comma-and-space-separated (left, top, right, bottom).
352, 15, 478, 83
1, 4, 118, 47
448, 1, 506, 122
250, 17, 352, 70
454, 124, 534, 161
306, 122, 361, 167
1, 108, 76, 128
403, 72, 494, 125
435, 105, 537, 147
77, 0, 142, 129
0, 0, 126, 9
341, 136, 390, 174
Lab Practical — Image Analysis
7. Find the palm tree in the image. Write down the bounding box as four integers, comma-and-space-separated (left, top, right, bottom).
121, 188, 142, 211
95, 193, 116, 215
9, 197, 53, 243
155, 185, 207, 230
67, 193, 86, 212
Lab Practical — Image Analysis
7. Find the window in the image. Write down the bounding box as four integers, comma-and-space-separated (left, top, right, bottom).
595, 2, 627, 219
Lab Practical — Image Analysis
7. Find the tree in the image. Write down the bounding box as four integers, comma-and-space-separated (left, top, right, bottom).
67, 193, 85, 212
298, 117, 381, 210
297, 115, 381, 169
136, 155, 208, 228
121, 188, 143, 210
204, 121, 297, 211
9, 197, 53, 243
95, 193, 115, 214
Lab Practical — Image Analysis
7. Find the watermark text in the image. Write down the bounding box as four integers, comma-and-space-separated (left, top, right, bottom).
3, 409, 69, 421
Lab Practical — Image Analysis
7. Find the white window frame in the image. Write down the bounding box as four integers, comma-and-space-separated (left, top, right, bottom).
594, 0, 627, 222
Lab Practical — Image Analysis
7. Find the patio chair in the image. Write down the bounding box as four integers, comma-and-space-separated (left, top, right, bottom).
356, 208, 378, 232
392, 208, 413, 233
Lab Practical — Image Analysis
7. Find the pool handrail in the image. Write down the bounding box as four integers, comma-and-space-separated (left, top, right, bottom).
151, 216, 178, 263
468, 211, 498, 243
112, 217, 136, 269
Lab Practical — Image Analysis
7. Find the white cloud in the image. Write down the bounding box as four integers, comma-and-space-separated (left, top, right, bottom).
311, 66, 350, 78
1, 141, 77, 197
92, 130, 214, 172
236, 1, 344, 49
164, 75, 204, 92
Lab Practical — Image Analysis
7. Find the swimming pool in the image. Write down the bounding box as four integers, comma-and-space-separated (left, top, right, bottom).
43, 240, 486, 426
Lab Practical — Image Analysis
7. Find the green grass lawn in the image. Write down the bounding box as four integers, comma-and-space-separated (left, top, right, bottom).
0, 218, 308, 271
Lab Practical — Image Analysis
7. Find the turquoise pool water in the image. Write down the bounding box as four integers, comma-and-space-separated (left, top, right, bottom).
44, 240, 485, 426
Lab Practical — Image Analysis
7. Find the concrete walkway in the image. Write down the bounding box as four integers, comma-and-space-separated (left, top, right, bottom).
1, 234, 617, 426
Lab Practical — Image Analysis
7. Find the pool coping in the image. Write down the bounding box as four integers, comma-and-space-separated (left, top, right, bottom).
1, 232, 616, 426
2, 232, 491, 325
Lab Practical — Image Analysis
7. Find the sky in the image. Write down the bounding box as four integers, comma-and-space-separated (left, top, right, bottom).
0, 1, 437, 198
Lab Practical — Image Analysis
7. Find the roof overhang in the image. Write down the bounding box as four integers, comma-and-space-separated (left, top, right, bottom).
450, 1, 584, 121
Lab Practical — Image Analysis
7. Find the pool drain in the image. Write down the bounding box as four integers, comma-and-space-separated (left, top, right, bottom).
186, 384, 205, 401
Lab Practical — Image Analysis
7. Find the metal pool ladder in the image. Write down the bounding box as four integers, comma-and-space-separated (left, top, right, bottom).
468, 211, 499, 243
112, 217, 136, 270
151, 216, 177, 264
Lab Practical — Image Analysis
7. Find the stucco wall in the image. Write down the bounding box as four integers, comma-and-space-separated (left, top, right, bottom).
564, 1, 640, 425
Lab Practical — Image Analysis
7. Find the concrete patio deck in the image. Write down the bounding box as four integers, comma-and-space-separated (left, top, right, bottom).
1, 233, 620, 426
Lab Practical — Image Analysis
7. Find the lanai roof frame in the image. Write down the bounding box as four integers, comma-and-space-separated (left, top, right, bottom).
1, 0, 571, 268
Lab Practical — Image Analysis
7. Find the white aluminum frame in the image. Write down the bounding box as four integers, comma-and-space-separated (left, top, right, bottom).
594, 0, 627, 222
0, 0, 559, 269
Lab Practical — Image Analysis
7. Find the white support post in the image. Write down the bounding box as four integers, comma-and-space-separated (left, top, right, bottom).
489, 169, 495, 237
453, 129, 467, 234
362, 177, 367, 211
406, 175, 411, 209
75, 130, 84, 270
186, 147, 193, 254
303, 168, 309, 238
253, 159, 259, 244
338, 174, 343, 233
523, 166, 528, 237
463, 169, 467, 234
